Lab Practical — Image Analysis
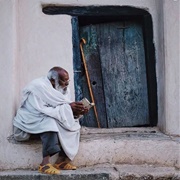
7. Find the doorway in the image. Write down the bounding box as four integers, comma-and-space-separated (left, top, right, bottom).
79, 19, 149, 128
43, 6, 157, 128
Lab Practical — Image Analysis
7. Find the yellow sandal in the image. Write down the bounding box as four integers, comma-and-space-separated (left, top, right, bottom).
54, 162, 77, 170
38, 163, 60, 174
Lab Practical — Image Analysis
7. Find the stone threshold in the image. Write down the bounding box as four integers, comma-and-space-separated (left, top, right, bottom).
7, 127, 180, 144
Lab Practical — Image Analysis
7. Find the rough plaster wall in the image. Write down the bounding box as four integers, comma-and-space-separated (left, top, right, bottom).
155, 0, 166, 133
17, 1, 75, 102
0, 0, 19, 169
163, 0, 180, 135
149, 0, 180, 136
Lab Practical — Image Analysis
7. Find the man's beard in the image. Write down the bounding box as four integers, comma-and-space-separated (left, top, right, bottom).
54, 80, 67, 95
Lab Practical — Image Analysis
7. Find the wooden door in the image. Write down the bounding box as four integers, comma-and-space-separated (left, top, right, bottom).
79, 20, 149, 128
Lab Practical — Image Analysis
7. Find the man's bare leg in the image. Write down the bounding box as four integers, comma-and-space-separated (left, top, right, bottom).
40, 156, 50, 166
39, 155, 60, 174
55, 155, 67, 164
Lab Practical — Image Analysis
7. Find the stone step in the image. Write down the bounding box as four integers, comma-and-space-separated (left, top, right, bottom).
6, 127, 180, 170
0, 164, 179, 180
74, 127, 180, 168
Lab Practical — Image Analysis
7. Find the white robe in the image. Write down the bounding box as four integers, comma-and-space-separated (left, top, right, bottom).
13, 76, 81, 160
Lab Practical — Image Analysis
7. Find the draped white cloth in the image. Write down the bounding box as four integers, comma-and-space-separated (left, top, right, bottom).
13, 76, 81, 160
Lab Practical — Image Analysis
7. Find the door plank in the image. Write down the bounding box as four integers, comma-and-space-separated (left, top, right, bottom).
98, 21, 149, 127
80, 25, 107, 128
79, 20, 149, 128
124, 21, 149, 126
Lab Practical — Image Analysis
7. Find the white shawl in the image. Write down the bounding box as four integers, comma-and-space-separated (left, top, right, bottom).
13, 76, 81, 160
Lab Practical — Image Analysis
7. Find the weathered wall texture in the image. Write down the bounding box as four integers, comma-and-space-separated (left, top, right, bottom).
163, 0, 179, 135
155, 0, 166, 138
0, 0, 179, 170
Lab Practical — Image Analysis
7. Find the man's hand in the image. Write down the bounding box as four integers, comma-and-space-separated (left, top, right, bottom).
70, 102, 89, 116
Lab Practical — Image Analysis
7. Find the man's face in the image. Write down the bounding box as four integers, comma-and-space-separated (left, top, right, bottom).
54, 71, 70, 94
58, 71, 70, 88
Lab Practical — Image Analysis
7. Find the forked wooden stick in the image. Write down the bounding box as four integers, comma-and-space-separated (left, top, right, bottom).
80, 38, 101, 128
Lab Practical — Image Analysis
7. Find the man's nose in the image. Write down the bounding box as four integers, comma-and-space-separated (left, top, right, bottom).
65, 81, 69, 86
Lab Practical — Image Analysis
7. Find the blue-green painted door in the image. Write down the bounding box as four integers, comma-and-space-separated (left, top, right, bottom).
79, 20, 149, 128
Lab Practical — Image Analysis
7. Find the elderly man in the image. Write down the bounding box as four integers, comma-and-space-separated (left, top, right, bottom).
13, 67, 88, 175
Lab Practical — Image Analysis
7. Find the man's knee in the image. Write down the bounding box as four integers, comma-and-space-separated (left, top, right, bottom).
40, 132, 62, 157
13, 126, 30, 141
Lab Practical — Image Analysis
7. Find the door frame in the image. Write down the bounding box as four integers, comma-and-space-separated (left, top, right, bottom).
43, 6, 158, 126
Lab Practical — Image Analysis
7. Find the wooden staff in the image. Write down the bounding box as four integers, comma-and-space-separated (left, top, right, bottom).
80, 38, 101, 128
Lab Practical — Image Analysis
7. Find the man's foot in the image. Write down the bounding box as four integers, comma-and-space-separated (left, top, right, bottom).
38, 163, 60, 174
54, 161, 77, 170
